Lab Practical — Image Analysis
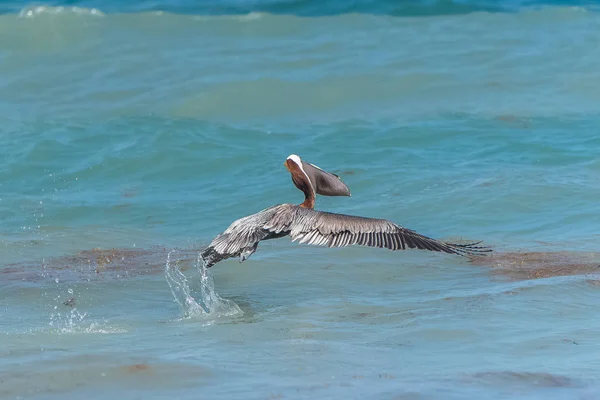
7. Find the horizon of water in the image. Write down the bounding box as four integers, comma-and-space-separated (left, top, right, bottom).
2, 1, 600, 399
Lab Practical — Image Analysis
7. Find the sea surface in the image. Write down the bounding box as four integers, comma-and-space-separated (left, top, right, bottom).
2, 0, 600, 398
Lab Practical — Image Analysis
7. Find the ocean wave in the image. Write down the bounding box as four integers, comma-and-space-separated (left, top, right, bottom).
4, 3, 594, 26
4, 2, 595, 25
1, 2, 599, 123
5, 0, 598, 18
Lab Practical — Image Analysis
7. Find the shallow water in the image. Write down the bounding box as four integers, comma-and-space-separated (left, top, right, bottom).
2, 1, 600, 399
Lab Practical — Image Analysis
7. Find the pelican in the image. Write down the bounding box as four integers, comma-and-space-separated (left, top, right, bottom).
200, 154, 491, 268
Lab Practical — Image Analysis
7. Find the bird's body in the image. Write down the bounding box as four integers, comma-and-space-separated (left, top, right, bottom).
200, 154, 491, 268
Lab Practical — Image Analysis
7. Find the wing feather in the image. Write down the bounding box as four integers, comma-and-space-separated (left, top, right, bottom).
288, 208, 491, 257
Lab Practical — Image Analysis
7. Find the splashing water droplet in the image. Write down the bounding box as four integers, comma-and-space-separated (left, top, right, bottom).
164, 250, 243, 320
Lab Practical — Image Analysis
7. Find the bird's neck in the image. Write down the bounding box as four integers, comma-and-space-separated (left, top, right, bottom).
300, 189, 315, 209
288, 162, 316, 209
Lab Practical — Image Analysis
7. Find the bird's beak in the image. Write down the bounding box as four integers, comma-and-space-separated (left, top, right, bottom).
301, 161, 351, 197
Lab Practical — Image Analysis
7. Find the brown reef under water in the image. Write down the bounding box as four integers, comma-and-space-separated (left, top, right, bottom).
1, 246, 599, 284
1, 246, 200, 284
470, 250, 600, 281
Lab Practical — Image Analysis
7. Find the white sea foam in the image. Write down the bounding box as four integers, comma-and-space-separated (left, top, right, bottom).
18, 5, 104, 18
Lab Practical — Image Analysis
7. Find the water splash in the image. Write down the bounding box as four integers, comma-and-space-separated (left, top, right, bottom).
49, 306, 88, 331
46, 308, 123, 334
40, 286, 126, 335
165, 250, 243, 320
164, 251, 205, 316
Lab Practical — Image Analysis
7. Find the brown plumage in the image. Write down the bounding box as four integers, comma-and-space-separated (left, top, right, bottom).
200, 154, 492, 268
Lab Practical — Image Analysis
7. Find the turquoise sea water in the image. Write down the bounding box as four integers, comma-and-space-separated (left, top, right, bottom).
2, 1, 600, 399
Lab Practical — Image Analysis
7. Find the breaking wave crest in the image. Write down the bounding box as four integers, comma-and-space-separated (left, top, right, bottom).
18, 5, 104, 18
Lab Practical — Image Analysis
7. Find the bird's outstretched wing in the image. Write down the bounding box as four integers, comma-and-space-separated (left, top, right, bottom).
201, 204, 491, 268
201, 204, 295, 267
286, 208, 492, 257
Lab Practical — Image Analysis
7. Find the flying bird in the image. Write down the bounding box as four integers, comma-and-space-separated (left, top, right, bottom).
200, 154, 491, 268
